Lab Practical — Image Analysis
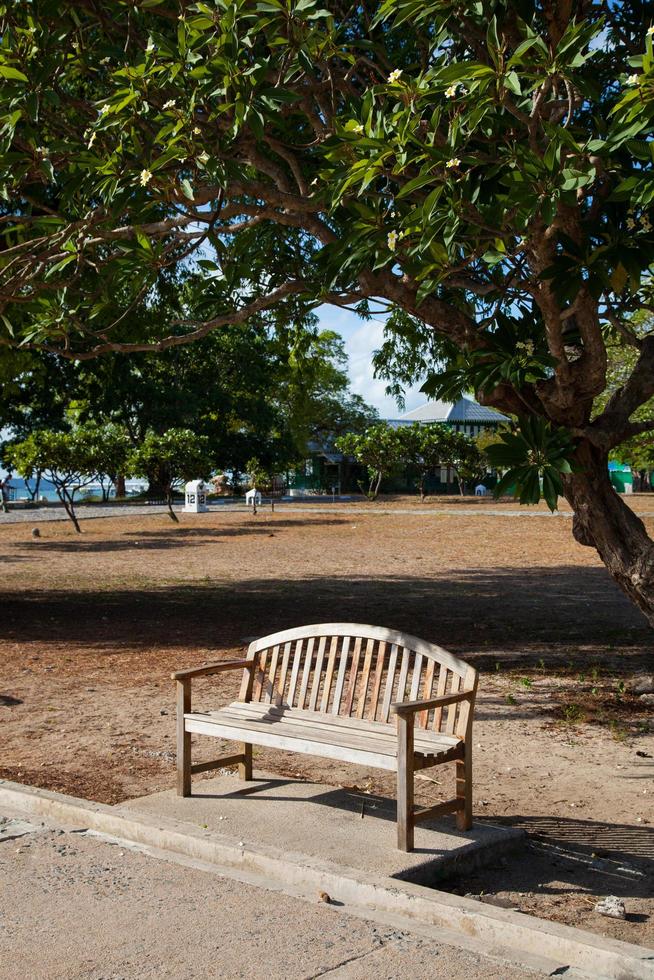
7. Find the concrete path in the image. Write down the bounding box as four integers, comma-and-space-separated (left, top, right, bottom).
0, 811, 535, 980
120, 772, 523, 884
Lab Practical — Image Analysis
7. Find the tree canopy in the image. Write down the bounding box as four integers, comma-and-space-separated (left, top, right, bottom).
3, 2, 654, 622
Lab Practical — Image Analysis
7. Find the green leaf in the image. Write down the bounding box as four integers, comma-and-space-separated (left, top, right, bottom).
180, 178, 195, 200
0, 65, 29, 82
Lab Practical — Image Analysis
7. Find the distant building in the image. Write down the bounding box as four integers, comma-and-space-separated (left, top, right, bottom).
289, 396, 508, 496
389, 396, 509, 438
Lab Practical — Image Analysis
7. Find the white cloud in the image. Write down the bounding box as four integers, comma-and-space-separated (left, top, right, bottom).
316, 305, 425, 417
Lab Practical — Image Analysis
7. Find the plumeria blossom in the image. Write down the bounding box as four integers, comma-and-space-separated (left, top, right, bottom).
387, 230, 398, 251
98, 104, 111, 116
627, 217, 636, 230
193, 126, 201, 135
516, 340, 535, 355
87, 131, 96, 149
163, 99, 177, 110
139, 169, 152, 187
445, 157, 461, 169
626, 74, 640, 86
648, 25, 654, 37
197, 151, 209, 165
388, 69, 402, 83
351, 122, 364, 134
146, 37, 155, 53
36, 146, 49, 157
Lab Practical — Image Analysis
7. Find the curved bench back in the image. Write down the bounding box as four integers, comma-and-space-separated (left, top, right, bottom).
238, 623, 477, 738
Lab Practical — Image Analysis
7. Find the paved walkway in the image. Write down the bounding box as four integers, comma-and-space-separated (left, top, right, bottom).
3, 500, 654, 526
0, 812, 536, 980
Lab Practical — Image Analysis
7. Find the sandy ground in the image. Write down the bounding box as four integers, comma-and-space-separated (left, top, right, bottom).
1, 502, 653, 946
0, 818, 537, 980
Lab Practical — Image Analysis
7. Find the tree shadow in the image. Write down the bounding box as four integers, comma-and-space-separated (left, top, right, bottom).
447, 814, 654, 905
2, 564, 651, 674
12, 518, 349, 553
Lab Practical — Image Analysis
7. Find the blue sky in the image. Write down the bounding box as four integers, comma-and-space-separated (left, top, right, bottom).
315, 305, 426, 418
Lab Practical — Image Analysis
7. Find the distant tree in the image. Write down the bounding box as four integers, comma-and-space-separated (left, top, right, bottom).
128, 429, 211, 523
82, 422, 132, 502
397, 423, 486, 498
244, 456, 269, 492
447, 432, 488, 493
6, 429, 98, 532
336, 424, 403, 500
593, 315, 654, 489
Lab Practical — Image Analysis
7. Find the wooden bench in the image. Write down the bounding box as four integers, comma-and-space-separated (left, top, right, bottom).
172, 623, 478, 851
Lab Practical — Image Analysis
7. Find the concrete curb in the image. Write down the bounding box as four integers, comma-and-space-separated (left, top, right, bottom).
1, 780, 652, 980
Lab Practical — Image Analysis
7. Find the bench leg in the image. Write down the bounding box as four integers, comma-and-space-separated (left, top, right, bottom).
176, 679, 192, 797
455, 742, 472, 831
239, 742, 252, 781
396, 715, 414, 851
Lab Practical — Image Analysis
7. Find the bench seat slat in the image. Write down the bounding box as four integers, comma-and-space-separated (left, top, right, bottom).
185, 703, 459, 771
221, 701, 460, 748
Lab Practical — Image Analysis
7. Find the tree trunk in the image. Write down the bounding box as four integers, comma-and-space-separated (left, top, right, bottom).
166, 487, 179, 523
564, 440, 654, 626
115, 473, 126, 499
59, 489, 81, 533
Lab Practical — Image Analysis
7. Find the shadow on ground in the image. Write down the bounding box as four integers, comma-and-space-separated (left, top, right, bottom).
3, 564, 651, 673
13, 519, 348, 553
447, 814, 654, 911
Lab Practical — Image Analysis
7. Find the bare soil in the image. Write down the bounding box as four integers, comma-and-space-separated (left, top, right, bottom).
1, 500, 653, 947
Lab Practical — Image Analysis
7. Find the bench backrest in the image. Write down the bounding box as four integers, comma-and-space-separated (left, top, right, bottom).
238, 623, 477, 739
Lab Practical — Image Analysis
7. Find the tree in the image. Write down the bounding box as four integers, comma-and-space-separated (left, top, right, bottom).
2, 309, 375, 492
336, 424, 403, 499
6, 429, 98, 532
593, 315, 654, 489
128, 429, 211, 522
244, 456, 269, 491
3, 5, 654, 623
397, 422, 486, 498
82, 422, 132, 501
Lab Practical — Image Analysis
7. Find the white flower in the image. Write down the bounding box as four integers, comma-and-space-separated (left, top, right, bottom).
351, 123, 364, 134
193, 126, 201, 135
626, 74, 640, 86
445, 84, 460, 98
388, 69, 402, 83
516, 340, 535, 355
98, 104, 111, 116
445, 157, 461, 169
87, 132, 96, 149
387, 230, 398, 251
163, 99, 177, 110
146, 38, 155, 53
197, 151, 209, 164
139, 169, 152, 187
626, 217, 636, 230
36, 146, 49, 157
648, 25, 654, 37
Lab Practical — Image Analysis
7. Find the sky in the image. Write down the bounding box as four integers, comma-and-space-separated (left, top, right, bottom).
315, 304, 426, 418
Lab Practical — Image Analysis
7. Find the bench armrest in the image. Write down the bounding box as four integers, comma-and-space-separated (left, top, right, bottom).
390, 688, 475, 718
171, 659, 252, 682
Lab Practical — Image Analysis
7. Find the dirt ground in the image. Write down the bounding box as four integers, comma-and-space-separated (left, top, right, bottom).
1, 499, 653, 947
